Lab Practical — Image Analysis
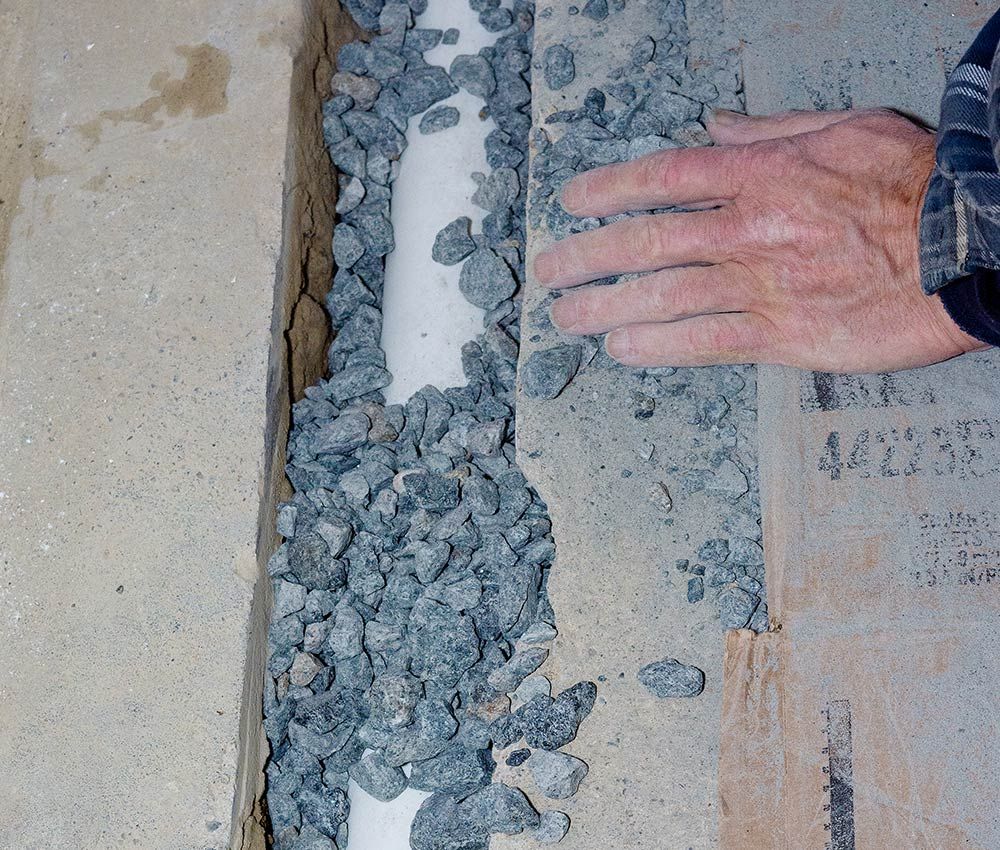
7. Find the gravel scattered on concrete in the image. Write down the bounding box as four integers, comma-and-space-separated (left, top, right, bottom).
542, 45, 575, 90
521, 345, 581, 400
526, 0, 767, 635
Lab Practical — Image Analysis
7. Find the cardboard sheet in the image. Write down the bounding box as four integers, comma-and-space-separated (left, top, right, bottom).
722, 362, 1000, 847
720, 3, 1000, 847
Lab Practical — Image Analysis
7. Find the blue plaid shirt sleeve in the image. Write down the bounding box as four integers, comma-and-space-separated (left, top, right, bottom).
920, 10, 1000, 295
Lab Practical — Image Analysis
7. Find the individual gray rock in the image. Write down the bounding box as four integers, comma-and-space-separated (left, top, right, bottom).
274, 579, 308, 619
407, 602, 481, 686
528, 749, 589, 799
442, 27, 460, 45
332, 71, 382, 110
466, 420, 505, 456
333, 222, 366, 268
463, 476, 499, 515
729, 535, 765, 566
488, 713, 523, 749
326, 602, 364, 658
394, 67, 458, 116
531, 810, 571, 844
349, 749, 408, 801
289, 652, 325, 687
420, 105, 461, 134
506, 747, 531, 767
459, 248, 518, 310
410, 793, 490, 850
687, 576, 705, 603
480, 7, 512, 31
449, 54, 496, 99
638, 658, 705, 698
519, 622, 557, 644
470, 783, 540, 834
411, 539, 451, 583
325, 365, 392, 402
515, 675, 551, 705
432, 216, 476, 266
521, 345, 581, 400
368, 672, 421, 729
582, 0, 608, 20
336, 174, 367, 215
313, 411, 372, 455
516, 682, 596, 750
408, 743, 495, 796
268, 790, 301, 835
718, 586, 757, 629
471, 167, 520, 212
297, 786, 350, 838
543, 45, 575, 90
487, 647, 549, 693
698, 537, 730, 564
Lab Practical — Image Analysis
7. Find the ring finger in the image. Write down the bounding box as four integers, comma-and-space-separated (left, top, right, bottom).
549, 264, 756, 335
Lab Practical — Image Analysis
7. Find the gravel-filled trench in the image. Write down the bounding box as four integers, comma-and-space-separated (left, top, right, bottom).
263, 1, 764, 848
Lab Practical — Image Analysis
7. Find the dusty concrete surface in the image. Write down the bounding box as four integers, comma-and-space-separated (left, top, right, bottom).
504, 2, 755, 848
0, 2, 351, 848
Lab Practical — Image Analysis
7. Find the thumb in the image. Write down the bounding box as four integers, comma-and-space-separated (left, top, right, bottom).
706, 108, 854, 145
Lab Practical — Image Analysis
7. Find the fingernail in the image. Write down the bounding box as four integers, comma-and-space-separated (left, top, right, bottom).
709, 108, 745, 126
561, 176, 589, 214
550, 296, 578, 330
605, 328, 630, 361
534, 250, 560, 285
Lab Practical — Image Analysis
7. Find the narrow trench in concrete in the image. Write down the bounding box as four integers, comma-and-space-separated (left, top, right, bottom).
248, 2, 766, 850
249, 2, 580, 849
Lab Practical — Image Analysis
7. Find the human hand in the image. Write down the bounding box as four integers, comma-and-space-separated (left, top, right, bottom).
534, 108, 986, 373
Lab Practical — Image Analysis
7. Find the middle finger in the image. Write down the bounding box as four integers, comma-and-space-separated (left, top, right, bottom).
534, 209, 736, 289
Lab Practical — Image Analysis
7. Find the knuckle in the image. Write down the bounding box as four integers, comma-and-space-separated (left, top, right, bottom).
637, 276, 676, 317
627, 216, 665, 260
641, 150, 671, 189
700, 319, 740, 354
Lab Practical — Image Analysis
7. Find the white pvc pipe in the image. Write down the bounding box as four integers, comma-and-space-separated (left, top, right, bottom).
352, 3, 497, 847
379, 0, 495, 406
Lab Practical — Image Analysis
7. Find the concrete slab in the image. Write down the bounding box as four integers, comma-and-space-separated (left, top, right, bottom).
500, 2, 757, 848
0, 2, 355, 848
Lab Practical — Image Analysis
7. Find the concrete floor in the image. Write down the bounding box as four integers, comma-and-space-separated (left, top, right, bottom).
0, 2, 349, 848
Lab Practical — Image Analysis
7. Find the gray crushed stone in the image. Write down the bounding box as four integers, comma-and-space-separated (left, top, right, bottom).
265, 2, 597, 849
542, 45, 575, 90
520, 344, 581, 400
527, 749, 589, 799
531, 810, 571, 844
637, 658, 706, 698
420, 105, 461, 134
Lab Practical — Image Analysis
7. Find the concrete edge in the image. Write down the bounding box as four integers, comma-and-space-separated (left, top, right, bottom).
230, 3, 362, 847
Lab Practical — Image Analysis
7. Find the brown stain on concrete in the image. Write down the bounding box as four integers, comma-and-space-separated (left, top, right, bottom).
79, 43, 231, 144
0, 1, 40, 319
82, 171, 110, 192
28, 137, 64, 180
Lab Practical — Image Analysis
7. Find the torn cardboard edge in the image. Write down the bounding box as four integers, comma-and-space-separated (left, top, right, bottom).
720, 357, 1000, 850
718, 4, 1000, 847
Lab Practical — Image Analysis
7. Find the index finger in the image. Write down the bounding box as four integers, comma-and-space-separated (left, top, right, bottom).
561, 145, 744, 218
